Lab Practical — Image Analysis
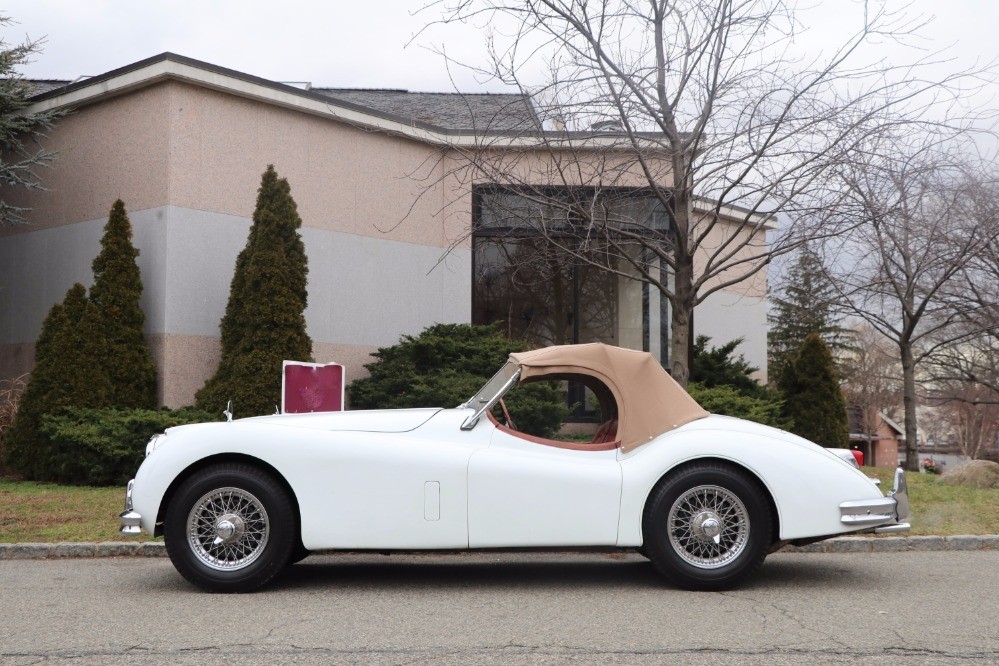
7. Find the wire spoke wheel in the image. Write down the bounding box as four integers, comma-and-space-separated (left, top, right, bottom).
644, 463, 771, 590
667, 484, 749, 569
186, 486, 270, 572
165, 464, 295, 592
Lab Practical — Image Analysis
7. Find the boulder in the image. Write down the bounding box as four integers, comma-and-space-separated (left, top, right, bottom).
937, 459, 999, 489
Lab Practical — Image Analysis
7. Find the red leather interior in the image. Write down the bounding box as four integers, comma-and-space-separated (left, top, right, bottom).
592, 419, 618, 444
487, 410, 619, 451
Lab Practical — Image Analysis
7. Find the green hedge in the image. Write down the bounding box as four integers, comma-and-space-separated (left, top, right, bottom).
37, 407, 218, 486
687, 382, 791, 430
349, 323, 567, 437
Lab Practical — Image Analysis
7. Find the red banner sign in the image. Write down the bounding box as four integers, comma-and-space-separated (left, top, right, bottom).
282, 361, 345, 413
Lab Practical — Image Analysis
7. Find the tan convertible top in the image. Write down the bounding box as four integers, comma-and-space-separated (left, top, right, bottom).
509, 343, 708, 452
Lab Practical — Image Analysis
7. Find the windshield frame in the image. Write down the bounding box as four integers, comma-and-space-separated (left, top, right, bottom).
459, 361, 521, 430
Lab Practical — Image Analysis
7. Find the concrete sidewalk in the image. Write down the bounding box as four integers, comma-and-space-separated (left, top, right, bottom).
1, 534, 997, 559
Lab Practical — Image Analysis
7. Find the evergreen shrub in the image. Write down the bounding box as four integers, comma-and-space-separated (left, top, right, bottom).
691, 335, 767, 397
90, 199, 157, 408
349, 323, 567, 437
685, 335, 790, 429
687, 382, 791, 429
196, 166, 312, 416
38, 407, 218, 486
767, 244, 853, 385
3, 285, 113, 479
779, 333, 850, 448
4, 200, 159, 480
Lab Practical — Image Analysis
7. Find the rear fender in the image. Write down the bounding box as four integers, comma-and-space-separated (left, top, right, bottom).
617, 429, 882, 544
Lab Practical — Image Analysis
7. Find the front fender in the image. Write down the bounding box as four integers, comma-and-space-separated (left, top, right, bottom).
130, 422, 313, 536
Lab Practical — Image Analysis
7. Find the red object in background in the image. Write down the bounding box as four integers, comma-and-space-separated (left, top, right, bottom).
282, 361, 344, 413
850, 449, 864, 467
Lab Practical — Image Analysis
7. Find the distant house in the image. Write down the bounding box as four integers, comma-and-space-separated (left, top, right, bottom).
848, 406, 903, 468
0, 53, 772, 409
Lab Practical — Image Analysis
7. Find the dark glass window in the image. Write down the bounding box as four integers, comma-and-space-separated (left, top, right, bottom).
473, 236, 619, 347
472, 186, 673, 419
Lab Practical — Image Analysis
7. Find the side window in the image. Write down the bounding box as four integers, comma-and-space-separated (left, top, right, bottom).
491, 377, 619, 449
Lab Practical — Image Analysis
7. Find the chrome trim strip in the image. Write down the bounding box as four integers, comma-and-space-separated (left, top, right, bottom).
840, 497, 896, 516
887, 467, 910, 520
123, 479, 134, 512
840, 512, 897, 526
119, 479, 142, 536
874, 523, 911, 534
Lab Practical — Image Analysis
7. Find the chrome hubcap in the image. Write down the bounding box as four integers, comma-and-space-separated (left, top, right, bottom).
668, 485, 749, 569
212, 515, 243, 545
694, 513, 723, 543
187, 487, 269, 571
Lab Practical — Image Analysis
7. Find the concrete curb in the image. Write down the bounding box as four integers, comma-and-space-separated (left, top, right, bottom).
780, 534, 999, 554
0, 536, 997, 560
0, 541, 169, 559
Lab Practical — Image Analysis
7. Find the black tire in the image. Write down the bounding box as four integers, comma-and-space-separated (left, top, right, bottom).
288, 541, 311, 565
164, 463, 296, 592
642, 462, 772, 591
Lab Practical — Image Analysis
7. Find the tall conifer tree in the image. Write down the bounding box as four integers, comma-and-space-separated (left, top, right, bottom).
90, 199, 157, 408
779, 333, 850, 449
0, 14, 64, 227
3, 284, 112, 478
196, 165, 312, 416
768, 244, 852, 385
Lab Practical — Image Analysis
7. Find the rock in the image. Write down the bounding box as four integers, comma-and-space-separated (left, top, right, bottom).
937, 460, 999, 489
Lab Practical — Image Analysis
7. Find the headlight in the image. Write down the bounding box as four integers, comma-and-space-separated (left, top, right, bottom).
145, 433, 167, 457
825, 447, 860, 469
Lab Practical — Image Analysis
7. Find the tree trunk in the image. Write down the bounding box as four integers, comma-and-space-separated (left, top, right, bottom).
670, 255, 694, 387
669, 164, 694, 387
901, 342, 920, 472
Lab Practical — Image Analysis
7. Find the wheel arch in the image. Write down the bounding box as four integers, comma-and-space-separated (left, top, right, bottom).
640, 457, 780, 546
153, 453, 302, 540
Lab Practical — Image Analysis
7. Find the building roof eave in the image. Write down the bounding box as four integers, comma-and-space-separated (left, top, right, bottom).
22, 53, 668, 151
879, 412, 905, 436
691, 196, 778, 230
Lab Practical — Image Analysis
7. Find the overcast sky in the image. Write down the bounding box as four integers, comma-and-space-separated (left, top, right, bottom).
3, 0, 998, 96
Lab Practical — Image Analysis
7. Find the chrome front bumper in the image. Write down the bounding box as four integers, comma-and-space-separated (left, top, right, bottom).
119, 479, 142, 536
839, 467, 911, 535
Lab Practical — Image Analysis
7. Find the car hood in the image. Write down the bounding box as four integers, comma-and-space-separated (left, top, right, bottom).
237, 408, 443, 433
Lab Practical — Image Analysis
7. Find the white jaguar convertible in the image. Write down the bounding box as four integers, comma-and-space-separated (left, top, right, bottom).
120, 343, 909, 592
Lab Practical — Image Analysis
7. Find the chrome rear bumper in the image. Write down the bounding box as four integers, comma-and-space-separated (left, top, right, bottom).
872, 522, 911, 534
839, 467, 910, 533
119, 479, 142, 536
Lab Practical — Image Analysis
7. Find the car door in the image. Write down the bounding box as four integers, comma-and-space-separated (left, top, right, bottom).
294, 410, 492, 550
466, 426, 623, 547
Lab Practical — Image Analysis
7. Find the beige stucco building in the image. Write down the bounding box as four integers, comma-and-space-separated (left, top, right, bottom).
0, 54, 770, 411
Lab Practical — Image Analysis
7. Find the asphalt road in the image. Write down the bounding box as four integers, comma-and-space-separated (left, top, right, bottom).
1, 550, 997, 664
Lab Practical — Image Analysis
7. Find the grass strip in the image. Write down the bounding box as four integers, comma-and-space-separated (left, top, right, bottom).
0, 478, 159, 543
1, 467, 996, 543
862, 466, 999, 536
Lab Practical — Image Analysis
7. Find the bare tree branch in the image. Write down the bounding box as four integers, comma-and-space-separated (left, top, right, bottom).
413, 0, 997, 387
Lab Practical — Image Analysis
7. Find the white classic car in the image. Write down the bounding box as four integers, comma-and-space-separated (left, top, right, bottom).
120, 343, 909, 592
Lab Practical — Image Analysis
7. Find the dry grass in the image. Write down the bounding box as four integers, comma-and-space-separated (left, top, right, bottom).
864, 466, 999, 536
0, 478, 159, 543
1, 467, 996, 543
